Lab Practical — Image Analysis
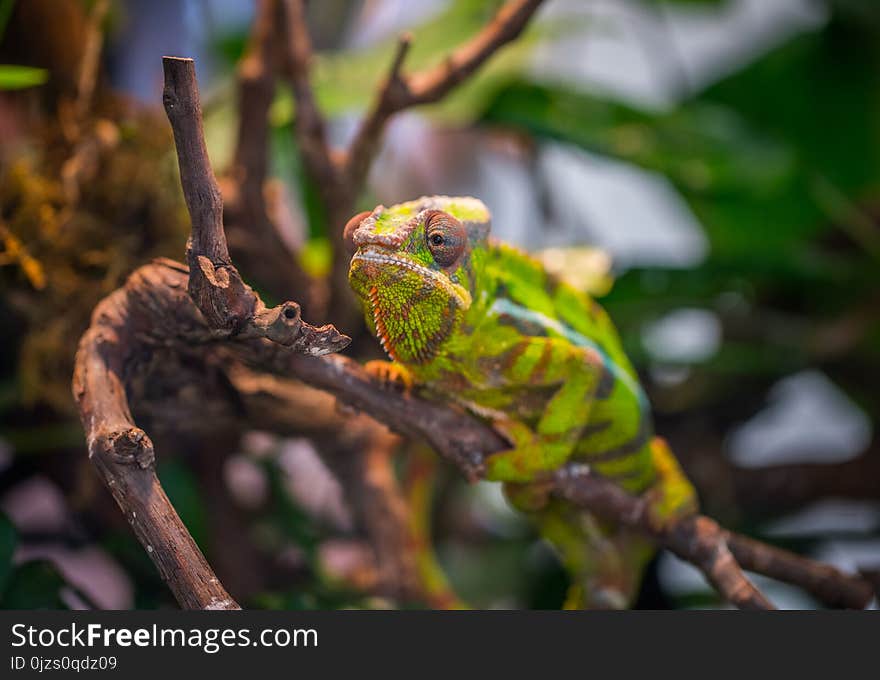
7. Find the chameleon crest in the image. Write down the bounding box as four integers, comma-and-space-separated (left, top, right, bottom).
347, 196, 491, 365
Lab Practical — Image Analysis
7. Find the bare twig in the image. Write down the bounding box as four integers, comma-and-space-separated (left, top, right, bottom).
343, 0, 547, 190
725, 532, 875, 610
233, 0, 276, 185
74, 0, 109, 127
162, 56, 347, 353
58, 0, 113, 207
553, 466, 774, 610
275, 0, 360, 327
278, 0, 338, 192
732, 453, 880, 516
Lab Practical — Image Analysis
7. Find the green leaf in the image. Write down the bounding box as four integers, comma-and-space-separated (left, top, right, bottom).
0, 65, 48, 90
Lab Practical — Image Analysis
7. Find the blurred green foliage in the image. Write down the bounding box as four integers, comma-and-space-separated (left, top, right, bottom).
0, 64, 48, 89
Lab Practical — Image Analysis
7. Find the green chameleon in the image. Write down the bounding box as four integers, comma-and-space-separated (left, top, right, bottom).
345, 195, 698, 609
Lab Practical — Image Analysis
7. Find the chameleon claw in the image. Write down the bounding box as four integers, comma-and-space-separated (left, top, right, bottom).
364, 360, 414, 394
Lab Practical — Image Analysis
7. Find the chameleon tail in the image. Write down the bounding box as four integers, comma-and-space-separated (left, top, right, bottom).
534, 499, 654, 609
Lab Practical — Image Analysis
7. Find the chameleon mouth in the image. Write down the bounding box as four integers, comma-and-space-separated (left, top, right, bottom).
351, 249, 471, 309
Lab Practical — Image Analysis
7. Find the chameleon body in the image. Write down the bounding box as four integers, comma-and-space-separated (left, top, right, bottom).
346, 196, 697, 608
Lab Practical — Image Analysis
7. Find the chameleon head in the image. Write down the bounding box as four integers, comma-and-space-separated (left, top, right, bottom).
346, 196, 491, 365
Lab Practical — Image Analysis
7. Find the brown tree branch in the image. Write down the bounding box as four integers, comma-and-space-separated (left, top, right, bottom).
731, 453, 880, 516
278, 0, 338, 193
72, 264, 240, 610
73, 0, 109, 128
232, 0, 276, 189
275, 0, 360, 329
724, 532, 874, 610
343, 0, 547, 190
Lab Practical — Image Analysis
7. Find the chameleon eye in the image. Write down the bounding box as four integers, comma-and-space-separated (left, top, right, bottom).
424, 210, 466, 268
343, 210, 371, 254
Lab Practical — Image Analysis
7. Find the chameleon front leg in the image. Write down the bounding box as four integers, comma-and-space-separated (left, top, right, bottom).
484, 339, 603, 483
363, 359, 415, 392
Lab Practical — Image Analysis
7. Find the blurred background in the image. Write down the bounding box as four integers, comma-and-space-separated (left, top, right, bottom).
1, 0, 879, 609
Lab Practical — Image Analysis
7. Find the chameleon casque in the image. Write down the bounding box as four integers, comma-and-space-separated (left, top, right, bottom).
345, 195, 697, 609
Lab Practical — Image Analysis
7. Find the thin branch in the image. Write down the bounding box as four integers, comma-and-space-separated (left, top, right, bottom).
725, 532, 875, 610
161, 56, 347, 353
407, 0, 546, 103
225, 0, 320, 314
274, 0, 360, 327
552, 466, 770, 610
278, 0, 338, 191
233, 0, 276, 185
732, 453, 880, 517
344, 0, 547, 189
74, 0, 109, 127
59, 0, 112, 207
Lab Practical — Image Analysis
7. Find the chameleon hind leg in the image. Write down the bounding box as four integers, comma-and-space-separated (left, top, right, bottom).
532, 499, 653, 609
643, 437, 699, 531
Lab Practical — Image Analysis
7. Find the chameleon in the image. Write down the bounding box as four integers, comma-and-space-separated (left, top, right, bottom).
345, 195, 698, 609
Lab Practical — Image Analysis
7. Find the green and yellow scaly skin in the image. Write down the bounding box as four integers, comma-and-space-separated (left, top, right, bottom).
347, 196, 697, 608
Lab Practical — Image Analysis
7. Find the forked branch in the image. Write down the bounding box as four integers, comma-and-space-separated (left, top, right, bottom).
344, 0, 547, 192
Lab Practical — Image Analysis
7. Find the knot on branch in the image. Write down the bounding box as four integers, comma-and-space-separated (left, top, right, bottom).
250, 300, 303, 344
101, 427, 155, 469
188, 253, 256, 333
236, 300, 350, 353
